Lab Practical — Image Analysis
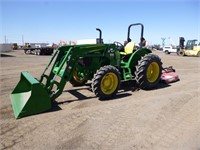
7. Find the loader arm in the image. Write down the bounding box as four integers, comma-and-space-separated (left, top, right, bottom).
11, 44, 118, 119
40, 44, 117, 101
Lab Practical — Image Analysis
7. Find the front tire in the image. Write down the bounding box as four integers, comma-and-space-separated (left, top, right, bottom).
135, 54, 162, 89
37, 49, 41, 55
165, 50, 170, 54
92, 65, 121, 100
34, 50, 37, 55
70, 70, 87, 87
178, 50, 185, 56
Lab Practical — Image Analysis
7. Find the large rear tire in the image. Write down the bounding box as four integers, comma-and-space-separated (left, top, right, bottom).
92, 65, 121, 100
135, 54, 162, 89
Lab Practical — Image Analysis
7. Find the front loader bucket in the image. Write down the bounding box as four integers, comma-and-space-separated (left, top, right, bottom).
10, 71, 51, 119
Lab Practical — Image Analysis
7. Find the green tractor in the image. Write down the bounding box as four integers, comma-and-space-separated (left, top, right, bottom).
10, 23, 162, 119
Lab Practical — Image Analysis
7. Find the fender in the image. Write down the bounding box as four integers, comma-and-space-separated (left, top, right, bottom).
129, 48, 152, 68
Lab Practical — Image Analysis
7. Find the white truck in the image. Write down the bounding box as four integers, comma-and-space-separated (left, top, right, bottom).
163, 45, 177, 54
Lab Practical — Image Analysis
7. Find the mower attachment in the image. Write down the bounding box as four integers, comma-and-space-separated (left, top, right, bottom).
161, 66, 179, 84
10, 71, 51, 119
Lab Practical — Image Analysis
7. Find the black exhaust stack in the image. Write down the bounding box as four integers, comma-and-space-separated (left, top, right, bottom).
96, 28, 103, 44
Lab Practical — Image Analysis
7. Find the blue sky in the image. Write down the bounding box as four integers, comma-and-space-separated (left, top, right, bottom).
1, 0, 199, 46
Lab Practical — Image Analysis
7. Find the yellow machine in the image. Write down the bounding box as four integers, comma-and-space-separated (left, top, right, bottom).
178, 37, 200, 56
12, 43, 18, 50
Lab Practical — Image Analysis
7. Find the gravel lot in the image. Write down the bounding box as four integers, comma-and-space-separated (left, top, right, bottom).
0, 49, 200, 150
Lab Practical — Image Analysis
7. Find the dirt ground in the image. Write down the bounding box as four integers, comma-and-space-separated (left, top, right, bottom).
0, 49, 199, 150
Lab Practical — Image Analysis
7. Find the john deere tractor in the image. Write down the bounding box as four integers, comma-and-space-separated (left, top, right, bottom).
10, 23, 163, 119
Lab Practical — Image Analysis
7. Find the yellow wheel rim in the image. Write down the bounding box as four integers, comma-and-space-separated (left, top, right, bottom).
146, 62, 160, 83
101, 72, 118, 95
73, 71, 84, 83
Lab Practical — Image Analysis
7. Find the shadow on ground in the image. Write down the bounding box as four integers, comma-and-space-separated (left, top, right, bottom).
35, 80, 172, 117
0, 53, 15, 57
58, 80, 171, 104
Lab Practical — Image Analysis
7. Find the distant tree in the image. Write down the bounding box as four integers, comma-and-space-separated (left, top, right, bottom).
152, 44, 162, 50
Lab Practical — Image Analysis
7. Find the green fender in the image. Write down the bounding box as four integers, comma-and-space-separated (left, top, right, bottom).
129, 48, 152, 72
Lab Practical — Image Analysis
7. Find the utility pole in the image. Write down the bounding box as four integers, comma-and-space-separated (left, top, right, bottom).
161, 37, 166, 48
4, 36, 7, 43
22, 35, 24, 46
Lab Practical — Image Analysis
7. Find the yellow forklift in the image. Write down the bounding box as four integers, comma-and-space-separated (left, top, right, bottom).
178, 37, 200, 56
12, 43, 18, 50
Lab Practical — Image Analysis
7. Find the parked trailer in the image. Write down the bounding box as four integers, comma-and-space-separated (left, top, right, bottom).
24, 43, 54, 55
24, 47, 54, 55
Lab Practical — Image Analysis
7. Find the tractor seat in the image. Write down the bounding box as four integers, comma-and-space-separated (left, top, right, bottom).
120, 42, 135, 55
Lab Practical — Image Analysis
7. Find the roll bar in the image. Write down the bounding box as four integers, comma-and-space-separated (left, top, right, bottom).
127, 23, 144, 43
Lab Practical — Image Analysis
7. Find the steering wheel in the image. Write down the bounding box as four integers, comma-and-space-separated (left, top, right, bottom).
113, 41, 124, 51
